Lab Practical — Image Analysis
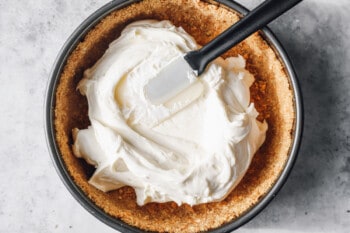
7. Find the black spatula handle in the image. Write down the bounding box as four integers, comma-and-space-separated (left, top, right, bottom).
184, 0, 302, 75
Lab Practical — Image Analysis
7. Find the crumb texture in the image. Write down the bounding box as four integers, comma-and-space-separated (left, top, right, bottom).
54, 0, 295, 232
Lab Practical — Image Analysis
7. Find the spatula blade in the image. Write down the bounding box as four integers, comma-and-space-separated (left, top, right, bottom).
145, 56, 196, 105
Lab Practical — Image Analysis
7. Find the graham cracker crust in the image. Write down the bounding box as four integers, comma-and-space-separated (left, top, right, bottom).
54, 0, 295, 232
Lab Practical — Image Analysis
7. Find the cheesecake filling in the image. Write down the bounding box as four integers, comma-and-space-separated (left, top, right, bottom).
72, 20, 267, 206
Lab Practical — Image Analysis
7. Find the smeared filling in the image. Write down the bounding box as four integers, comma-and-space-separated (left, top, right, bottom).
72, 20, 267, 206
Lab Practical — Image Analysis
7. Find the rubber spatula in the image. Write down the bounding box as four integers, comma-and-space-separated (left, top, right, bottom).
145, 0, 302, 104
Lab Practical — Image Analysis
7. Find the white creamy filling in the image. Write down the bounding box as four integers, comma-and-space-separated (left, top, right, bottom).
72, 20, 267, 206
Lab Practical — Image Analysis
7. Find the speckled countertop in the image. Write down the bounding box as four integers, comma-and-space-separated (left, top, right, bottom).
0, 0, 349, 232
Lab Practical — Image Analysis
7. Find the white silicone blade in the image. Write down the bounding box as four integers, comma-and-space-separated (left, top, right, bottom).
144, 56, 196, 105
